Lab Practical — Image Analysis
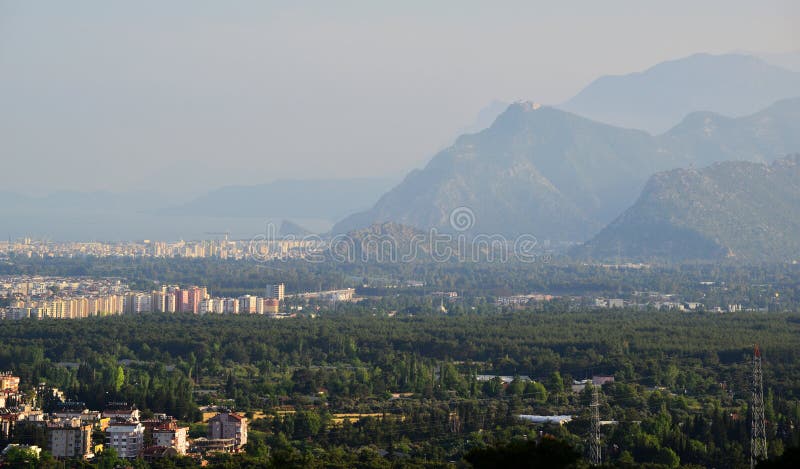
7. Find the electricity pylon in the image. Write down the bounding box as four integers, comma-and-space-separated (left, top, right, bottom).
590, 384, 602, 466
751, 344, 767, 468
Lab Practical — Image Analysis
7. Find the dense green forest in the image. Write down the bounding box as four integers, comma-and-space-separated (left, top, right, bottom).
2, 307, 800, 467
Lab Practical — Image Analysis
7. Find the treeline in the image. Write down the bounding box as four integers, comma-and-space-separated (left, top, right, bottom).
2, 309, 800, 466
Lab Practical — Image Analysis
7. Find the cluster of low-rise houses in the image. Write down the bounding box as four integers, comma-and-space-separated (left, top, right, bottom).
0, 276, 289, 320
492, 289, 753, 313
496, 293, 555, 307
594, 295, 750, 312
0, 372, 248, 462
602, 291, 756, 312
0, 275, 127, 298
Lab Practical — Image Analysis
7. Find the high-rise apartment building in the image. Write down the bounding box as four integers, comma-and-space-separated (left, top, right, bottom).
223, 298, 239, 314
174, 289, 189, 313
187, 286, 207, 314
265, 283, 285, 301
238, 295, 259, 314
151, 291, 167, 313
165, 294, 176, 313
125, 293, 152, 314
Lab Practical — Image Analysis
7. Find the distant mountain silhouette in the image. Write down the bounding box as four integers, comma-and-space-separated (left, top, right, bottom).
278, 220, 314, 237
561, 53, 800, 133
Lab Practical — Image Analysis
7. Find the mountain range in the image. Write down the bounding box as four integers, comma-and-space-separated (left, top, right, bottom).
333, 98, 800, 242
560, 53, 800, 134
0, 178, 394, 241
576, 154, 800, 262
9, 52, 800, 252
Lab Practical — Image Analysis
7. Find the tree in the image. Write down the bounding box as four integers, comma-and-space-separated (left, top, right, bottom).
508, 378, 526, 396
1, 446, 41, 468
245, 436, 270, 459
94, 447, 122, 469
294, 410, 322, 439
548, 371, 565, 394
653, 446, 680, 468
527, 381, 549, 404
114, 366, 125, 392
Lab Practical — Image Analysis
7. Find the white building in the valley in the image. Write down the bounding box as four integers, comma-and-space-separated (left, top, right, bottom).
105, 421, 144, 458
153, 426, 189, 455
517, 415, 573, 425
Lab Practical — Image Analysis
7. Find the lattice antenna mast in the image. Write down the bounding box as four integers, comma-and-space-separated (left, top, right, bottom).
751, 344, 767, 468
590, 384, 602, 466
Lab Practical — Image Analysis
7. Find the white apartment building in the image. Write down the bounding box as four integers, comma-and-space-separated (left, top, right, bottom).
153, 426, 189, 455
105, 422, 145, 458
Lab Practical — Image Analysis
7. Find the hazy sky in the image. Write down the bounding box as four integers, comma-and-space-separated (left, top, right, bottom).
1, 0, 797, 195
